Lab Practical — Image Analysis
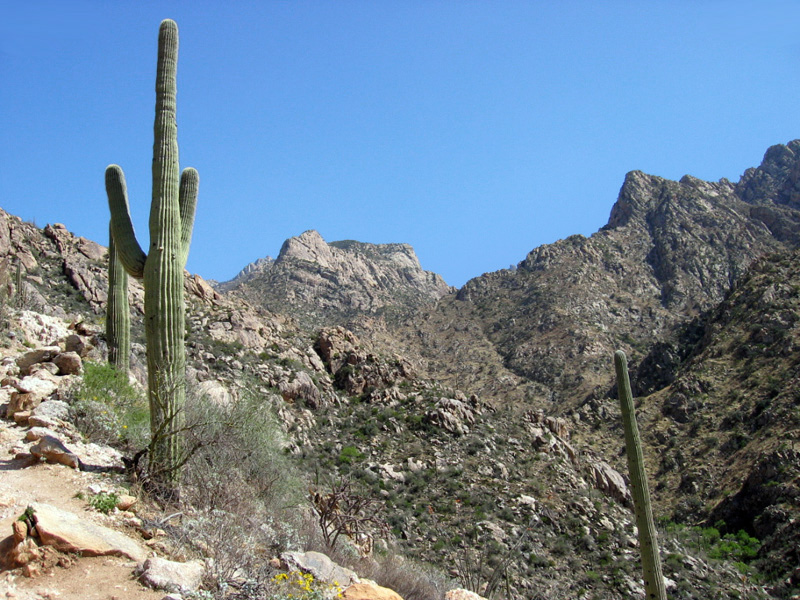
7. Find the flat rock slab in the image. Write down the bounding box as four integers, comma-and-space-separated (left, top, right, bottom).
137, 557, 205, 592
281, 550, 359, 587
30, 502, 147, 561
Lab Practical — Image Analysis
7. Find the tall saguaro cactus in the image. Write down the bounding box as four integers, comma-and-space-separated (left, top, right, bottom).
614, 350, 667, 600
105, 19, 198, 489
106, 222, 130, 373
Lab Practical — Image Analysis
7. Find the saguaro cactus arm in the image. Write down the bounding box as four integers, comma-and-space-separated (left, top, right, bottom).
107, 221, 131, 372
106, 165, 147, 279
179, 167, 198, 266
614, 350, 667, 600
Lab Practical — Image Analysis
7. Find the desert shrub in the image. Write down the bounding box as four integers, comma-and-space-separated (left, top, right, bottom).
338, 445, 364, 465
308, 478, 389, 555
180, 508, 283, 593
68, 361, 149, 449
662, 521, 762, 567
360, 553, 451, 600
89, 491, 119, 514
175, 383, 307, 592
266, 570, 343, 600
182, 384, 303, 513
707, 530, 760, 562
299, 529, 449, 600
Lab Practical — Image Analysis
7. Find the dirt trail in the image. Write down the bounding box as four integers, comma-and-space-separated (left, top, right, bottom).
0, 421, 164, 600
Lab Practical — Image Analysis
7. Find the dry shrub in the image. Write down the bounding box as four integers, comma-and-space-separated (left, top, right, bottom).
300, 478, 449, 600
302, 530, 450, 600
362, 553, 450, 600
174, 383, 307, 592
182, 383, 303, 512
309, 478, 389, 554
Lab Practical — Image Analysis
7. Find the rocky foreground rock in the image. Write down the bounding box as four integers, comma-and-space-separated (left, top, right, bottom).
25, 502, 146, 561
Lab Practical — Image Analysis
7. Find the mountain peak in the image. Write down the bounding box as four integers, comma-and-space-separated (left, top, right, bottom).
226, 231, 454, 327
277, 229, 334, 267
736, 139, 800, 208
605, 170, 669, 228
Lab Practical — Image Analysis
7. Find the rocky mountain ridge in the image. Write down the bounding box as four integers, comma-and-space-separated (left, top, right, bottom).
218, 229, 454, 329
227, 256, 275, 285
375, 143, 800, 409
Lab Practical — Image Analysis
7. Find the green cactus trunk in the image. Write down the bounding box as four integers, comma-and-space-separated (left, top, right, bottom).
105, 19, 198, 492
106, 223, 130, 373
13, 259, 22, 305
614, 350, 667, 600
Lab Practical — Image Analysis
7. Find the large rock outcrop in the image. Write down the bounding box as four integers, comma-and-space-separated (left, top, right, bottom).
219, 230, 454, 328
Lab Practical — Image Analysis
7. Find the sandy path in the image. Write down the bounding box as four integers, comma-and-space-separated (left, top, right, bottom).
0, 421, 165, 600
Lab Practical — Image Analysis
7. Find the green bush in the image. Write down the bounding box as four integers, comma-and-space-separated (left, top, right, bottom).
89, 491, 119, 514
707, 530, 760, 562
338, 445, 364, 465
69, 362, 148, 450
662, 521, 761, 567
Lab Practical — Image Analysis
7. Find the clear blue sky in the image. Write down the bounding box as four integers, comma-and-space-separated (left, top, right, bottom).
2, 2, 799, 288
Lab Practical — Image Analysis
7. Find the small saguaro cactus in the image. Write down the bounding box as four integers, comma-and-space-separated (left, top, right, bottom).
13, 259, 22, 303
106, 222, 130, 373
614, 350, 667, 600
105, 19, 198, 490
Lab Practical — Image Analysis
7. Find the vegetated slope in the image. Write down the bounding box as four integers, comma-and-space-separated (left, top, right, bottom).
359, 141, 800, 596
0, 207, 778, 599
562, 246, 800, 596
218, 229, 454, 329
643, 249, 800, 594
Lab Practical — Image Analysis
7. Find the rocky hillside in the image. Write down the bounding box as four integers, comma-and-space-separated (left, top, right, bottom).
218, 229, 454, 328
392, 143, 800, 412
213, 141, 800, 597
648, 249, 800, 593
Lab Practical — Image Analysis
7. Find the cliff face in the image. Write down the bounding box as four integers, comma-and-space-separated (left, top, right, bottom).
736, 139, 800, 211
219, 229, 454, 328
647, 250, 800, 588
